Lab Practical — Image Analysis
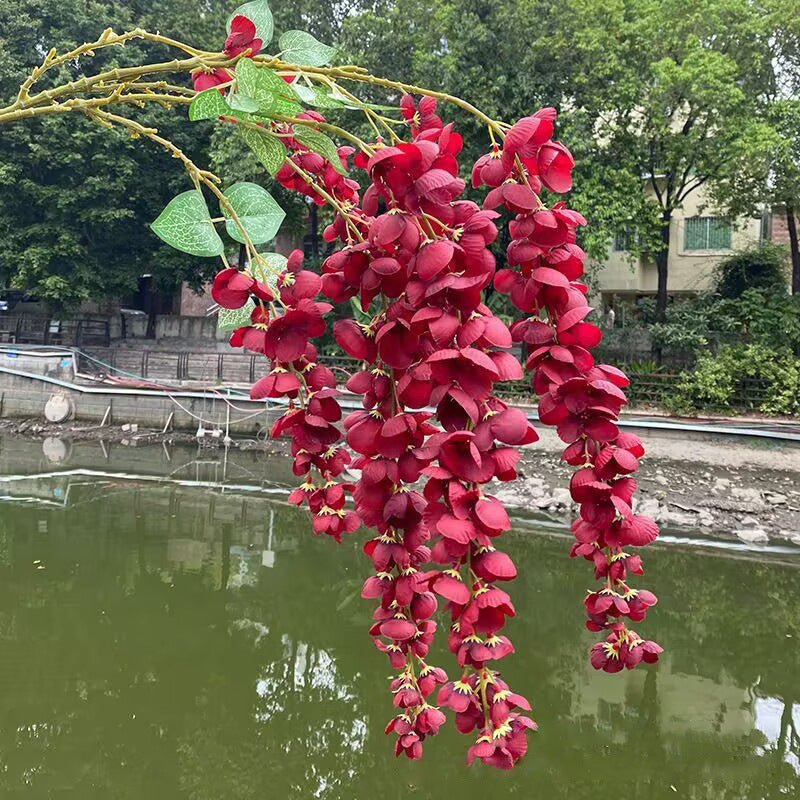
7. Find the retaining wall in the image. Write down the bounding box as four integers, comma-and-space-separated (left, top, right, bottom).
0, 369, 273, 434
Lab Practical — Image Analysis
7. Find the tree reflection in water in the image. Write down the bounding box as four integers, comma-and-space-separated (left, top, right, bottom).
0, 474, 796, 799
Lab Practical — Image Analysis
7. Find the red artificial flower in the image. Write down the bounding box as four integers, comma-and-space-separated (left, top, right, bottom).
192, 68, 232, 93
212, 267, 273, 309
224, 15, 263, 57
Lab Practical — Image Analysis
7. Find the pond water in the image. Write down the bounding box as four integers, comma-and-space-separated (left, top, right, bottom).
0, 440, 798, 799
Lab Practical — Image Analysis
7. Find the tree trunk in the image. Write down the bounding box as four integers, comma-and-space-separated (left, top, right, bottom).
787, 204, 800, 295
655, 212, 672, 322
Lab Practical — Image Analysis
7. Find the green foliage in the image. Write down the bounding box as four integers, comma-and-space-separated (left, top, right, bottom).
234, 57, 301, 116
151, 191, 224, 257
650, 287, 800, 353
713, 242, 789, 298
217, 298, 256, 331
671, 344, 800, 416
189, 89, 231, 122
0, 0, 348, 306
222, 182, 285, 245
278, 30, 336, 66
238, 127, 288, 177
0, 0, 228, 305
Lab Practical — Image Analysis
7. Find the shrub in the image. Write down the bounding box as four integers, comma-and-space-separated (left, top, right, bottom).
713, 242, 789, 298
671, 344, 800, 416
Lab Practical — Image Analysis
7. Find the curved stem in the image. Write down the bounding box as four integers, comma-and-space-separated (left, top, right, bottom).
269, 60, 507, 138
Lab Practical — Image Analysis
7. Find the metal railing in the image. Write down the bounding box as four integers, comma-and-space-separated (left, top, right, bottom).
76, 348, 777, 411
0, 314, 110, 347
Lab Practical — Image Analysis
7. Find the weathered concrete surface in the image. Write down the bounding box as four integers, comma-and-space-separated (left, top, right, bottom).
0, 368, 273, 434
494, 428, 800, 545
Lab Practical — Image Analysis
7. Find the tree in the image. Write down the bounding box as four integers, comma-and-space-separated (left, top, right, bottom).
562, 0, 778, 320
0, 0, 231, 307
708, 3, 800, 295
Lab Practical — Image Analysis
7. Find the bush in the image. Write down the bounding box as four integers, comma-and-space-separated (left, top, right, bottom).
650, 288, 800, 355
713, 242, 789, 298
670, 344, 800, 416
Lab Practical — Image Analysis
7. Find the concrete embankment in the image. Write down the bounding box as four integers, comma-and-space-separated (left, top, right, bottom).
0, 348, 273, 435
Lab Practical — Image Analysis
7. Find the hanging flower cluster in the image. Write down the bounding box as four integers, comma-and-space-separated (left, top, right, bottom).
190, 7, 661, 769
212, 251, 359, 541
316, 100, 539, 767
206, 94, 662, 768
481, 111, 663, 674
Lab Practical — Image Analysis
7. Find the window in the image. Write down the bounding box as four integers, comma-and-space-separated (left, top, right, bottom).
613, 227, 635, 252
683, 216, 732, 251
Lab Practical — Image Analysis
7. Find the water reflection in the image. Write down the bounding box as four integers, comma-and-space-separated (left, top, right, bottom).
0, 444, 797, 798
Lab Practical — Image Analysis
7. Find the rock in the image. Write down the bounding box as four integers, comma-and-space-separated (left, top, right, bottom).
765, 493, 788, 506
636, 498, 661, 519
731, 486, 767, 505
739, 515, 761, 527
697, 511, 715, 528
711, 477, 732, 496
735, 529, 769, 544
550, 488, 572, 507
662, 508, 698, 527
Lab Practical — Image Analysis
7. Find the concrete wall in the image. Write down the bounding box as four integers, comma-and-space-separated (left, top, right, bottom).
595, 183, 763, 296
0, 369, 274, 434
114, 313, 228, 344
179, 283, 214, 317
0, 350, 74, 380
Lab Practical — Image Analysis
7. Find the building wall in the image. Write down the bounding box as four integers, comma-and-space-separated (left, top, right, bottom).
595, 184, 763, 298
769, 205, 799, 248
178, 283, 214, 317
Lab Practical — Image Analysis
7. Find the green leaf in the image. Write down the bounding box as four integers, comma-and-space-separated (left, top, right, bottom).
349, 296, 374, 325
189, 88, 229, 121
293, 127, 347, 175
292, 83, 397, 112
222, 182, 285, 245
293, 83, 345, 110
278, 30, 336, 67
235, 58, 301, 117
217, 298, 256, 332
150, 191, 224, 257
226, 92, 260, 113
239, 127, 287, 176
228, 0, 273, 48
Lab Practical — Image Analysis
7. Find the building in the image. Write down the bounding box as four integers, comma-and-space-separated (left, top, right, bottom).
594, 182, 765, 311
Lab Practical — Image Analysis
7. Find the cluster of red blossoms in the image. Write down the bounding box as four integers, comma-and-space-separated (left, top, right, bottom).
482, 110, 663, 673
207, 81, 661, 765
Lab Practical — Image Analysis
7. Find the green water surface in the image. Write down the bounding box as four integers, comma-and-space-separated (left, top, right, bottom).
0, 442, 797, 799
